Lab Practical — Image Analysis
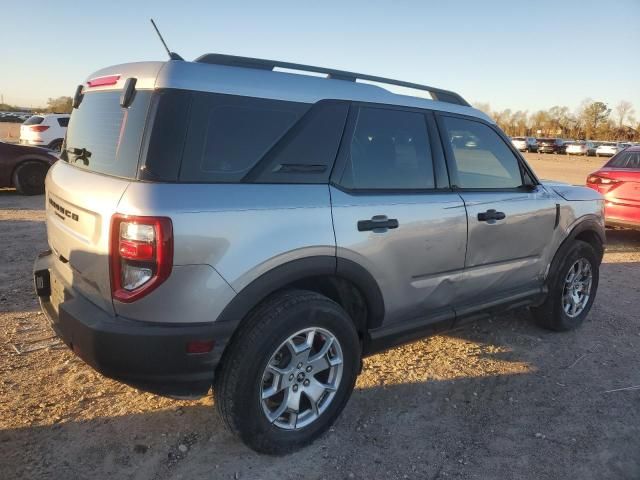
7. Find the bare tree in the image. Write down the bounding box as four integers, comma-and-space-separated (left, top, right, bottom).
615, 100, 635, 128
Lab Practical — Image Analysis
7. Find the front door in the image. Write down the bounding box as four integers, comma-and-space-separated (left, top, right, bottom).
437, 113, 558, 308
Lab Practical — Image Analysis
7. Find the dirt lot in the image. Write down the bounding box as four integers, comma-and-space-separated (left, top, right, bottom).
1, 154, 639, 480
0, 122, 21, 142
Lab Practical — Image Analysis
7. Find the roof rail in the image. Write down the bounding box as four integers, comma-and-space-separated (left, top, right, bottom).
194, 53, 471, 107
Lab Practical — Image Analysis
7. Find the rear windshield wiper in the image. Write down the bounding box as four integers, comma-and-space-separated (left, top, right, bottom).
63, 146, 92, 165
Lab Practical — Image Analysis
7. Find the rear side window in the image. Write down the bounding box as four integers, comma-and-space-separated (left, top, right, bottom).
179, 93, 309, 182
23, 116, 44, 125
339, 107, 435, 190
441, 116, 523, 189
57, 117, 69, 127
246, 101, 349, 184
607, 151, 640, 169
61, 90, 151, 178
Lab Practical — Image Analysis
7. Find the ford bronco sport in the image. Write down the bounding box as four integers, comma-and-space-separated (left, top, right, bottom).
33, 54, 605, 454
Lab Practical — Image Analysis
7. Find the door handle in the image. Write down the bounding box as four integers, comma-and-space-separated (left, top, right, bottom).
357, 215, 399, 232
477, 209, 506, 222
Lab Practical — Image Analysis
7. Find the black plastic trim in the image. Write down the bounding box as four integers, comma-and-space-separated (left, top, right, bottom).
215, 255, 386, 332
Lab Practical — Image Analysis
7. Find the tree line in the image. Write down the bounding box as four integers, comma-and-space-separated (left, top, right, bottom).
474, 99, 638, 142
0, 96, 73, 114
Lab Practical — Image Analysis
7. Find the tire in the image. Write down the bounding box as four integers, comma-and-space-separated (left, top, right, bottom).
48, 139, 63, 152
214, 289, 361, 455
12, 161, 48, 195
531, 240, 600, 331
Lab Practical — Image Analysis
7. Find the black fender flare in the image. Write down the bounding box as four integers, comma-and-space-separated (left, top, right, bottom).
215, 255, 385, 331
546, 216, 605, 283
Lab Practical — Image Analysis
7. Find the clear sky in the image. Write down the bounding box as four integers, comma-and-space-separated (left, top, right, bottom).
1, 0, 638, 115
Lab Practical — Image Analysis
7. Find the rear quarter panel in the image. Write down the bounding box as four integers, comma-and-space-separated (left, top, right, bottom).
115, 183, 335, 323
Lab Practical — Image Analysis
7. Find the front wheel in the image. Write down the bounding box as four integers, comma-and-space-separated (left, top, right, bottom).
531, 240, 600, 331
214, 290, 360, 455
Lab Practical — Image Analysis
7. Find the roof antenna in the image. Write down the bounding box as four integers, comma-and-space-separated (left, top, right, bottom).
150, 18, 184, 61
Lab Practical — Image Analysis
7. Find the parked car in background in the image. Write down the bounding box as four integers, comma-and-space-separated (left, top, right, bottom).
33, 54, 605, 454
587, 141, 599, 156
595, 142, 629, 157
537, 138, 566, 154
587, 146, 640, 229
0, 141, 58, 194
511, 136, 538, 152
20, 114, 70, 151
566, 141, 597, 156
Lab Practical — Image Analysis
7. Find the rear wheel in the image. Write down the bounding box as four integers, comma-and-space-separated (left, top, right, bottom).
214, 290, 360, 454
12, 161, 48, 195
48, 139, 63, 152
531, 240, 599, 331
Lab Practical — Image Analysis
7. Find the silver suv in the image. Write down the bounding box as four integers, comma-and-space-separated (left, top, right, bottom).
33, 54, 605, 454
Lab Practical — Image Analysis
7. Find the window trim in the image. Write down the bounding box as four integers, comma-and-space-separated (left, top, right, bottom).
434, 111, 541, 192
330, 102, 450, 194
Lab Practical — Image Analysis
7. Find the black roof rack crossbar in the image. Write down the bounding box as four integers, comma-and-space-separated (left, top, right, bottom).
194, 53, 470, 107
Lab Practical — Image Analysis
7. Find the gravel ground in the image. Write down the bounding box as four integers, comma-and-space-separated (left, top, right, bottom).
1, 154, 639, 480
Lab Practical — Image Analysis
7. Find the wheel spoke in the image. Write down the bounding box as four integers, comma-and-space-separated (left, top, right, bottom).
307, 337, 334, 373
267, 389, 290, 423
286, 387, 302, 412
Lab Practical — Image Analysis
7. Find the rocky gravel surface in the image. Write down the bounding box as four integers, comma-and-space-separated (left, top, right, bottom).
1, 155, 639, 479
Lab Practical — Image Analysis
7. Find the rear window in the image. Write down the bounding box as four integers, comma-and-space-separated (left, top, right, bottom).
607, 151, 640, 169
57, 117, 69, 127
23, 116, 44, 125
61, 90, 151, 178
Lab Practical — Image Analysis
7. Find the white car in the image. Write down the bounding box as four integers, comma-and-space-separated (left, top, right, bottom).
511, 136, 538, 152
20, 114, 70, 151
566, 141, 596, 156
595, 142, 629, 157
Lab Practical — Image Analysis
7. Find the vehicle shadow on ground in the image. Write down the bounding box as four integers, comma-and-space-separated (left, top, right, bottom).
2, 307, 638, 480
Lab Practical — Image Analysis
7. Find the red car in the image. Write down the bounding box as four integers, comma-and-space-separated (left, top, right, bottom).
0, 140, 58, 195
586, 145, 640, 228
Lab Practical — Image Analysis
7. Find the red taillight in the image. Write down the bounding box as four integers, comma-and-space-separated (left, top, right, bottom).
29, 125, 49, 132
87, 74, 121, 87
110, 214, 173, 303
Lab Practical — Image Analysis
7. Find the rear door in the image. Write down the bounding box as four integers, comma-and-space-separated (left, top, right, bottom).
46, 88, 152, 313
436, 113, 558, 309
331, 105, 467, 327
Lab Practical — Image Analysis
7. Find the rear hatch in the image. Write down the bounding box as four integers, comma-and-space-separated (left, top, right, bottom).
20, 115, 45, 143
597, 152, 640, 208
46, 85, 153, 314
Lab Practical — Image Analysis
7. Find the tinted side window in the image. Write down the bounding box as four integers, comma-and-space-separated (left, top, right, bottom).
246, 101, 349, 184
607, 151, 640, 169
179, 93, 309, 182
23, 116, 44, 125
340, 107, 435, 190
57, 117, 69, 127
441, 116, 523, 189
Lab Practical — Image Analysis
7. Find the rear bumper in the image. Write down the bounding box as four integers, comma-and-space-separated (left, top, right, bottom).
33, 251, 234, 398
538, 147, 557, 153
